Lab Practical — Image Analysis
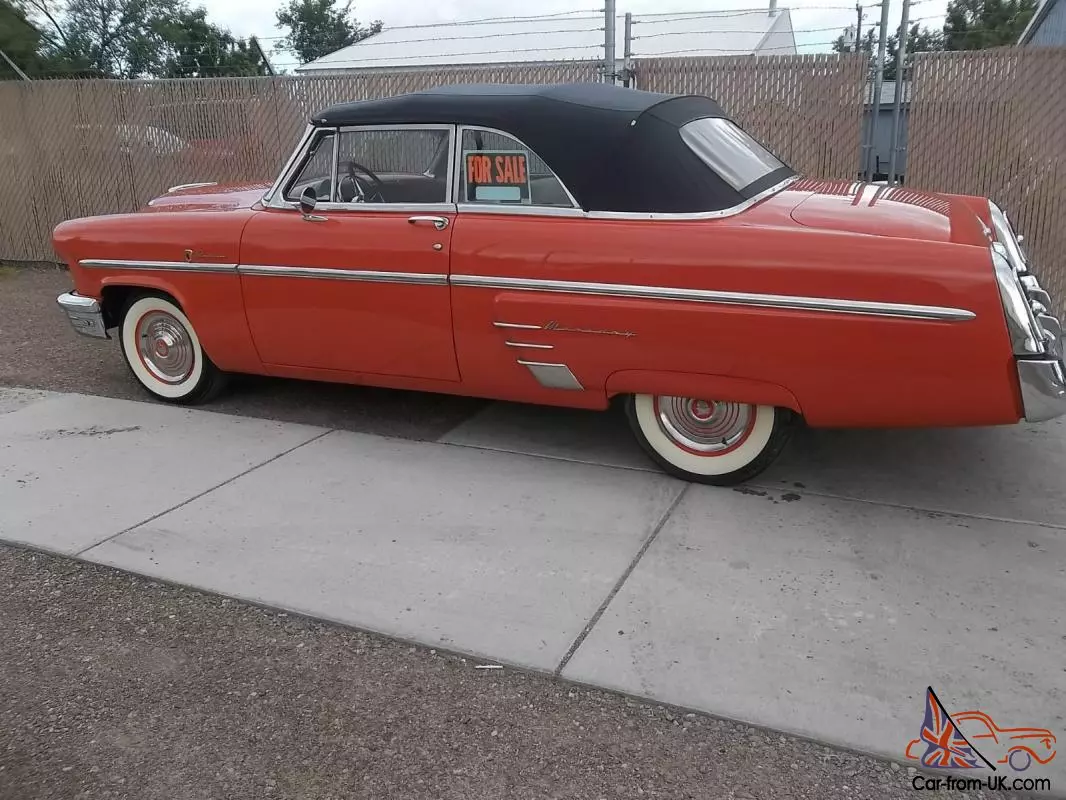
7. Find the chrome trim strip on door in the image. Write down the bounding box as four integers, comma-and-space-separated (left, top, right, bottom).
493, 321, 542, 329
505, 341, 553, 349
517, 360, 584, 390
451, 275, 976, 322
237, 264, 448, 285
79, 259, 236, 274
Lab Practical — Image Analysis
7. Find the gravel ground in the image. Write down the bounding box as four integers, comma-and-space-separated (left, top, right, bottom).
1, 545, 1012, 800
0, 265, 485, 440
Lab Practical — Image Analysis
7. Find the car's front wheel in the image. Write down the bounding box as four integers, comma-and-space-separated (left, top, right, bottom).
626, 394, 795, 485
119, 292, 225, 404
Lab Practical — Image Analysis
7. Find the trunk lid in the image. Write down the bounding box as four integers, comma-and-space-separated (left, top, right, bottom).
786, 178, 990, 247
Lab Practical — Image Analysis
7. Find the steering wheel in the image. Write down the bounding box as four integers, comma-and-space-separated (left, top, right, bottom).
344, 160, 386, 203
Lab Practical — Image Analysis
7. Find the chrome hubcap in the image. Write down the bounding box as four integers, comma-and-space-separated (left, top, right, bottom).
655, 396, 753, 453
137, 312, 194, 384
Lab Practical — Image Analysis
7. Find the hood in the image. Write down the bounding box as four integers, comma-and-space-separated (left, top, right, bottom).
144, 182, 271, 212
785, 179, 991, 247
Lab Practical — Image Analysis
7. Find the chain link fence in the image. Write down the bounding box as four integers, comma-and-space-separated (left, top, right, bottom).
907, 47, 1066, 312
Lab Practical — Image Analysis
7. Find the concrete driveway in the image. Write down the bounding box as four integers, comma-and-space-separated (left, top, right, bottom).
2, 386, 1063, 786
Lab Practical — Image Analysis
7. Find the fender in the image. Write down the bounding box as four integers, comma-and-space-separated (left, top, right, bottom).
604, 370, 803, 415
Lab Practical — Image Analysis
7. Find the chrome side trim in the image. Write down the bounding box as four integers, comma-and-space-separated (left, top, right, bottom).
517, 360, 584, 390
505, 341, 553, 349
585, 176, 800, 221
56, 292, 109, 339
79, 259, 236, 274
1017, 358, 1066, 422
451, 275, 976, 322
237, 264, 447, 285
168, 181, 217, 193
493, 321, 542, 330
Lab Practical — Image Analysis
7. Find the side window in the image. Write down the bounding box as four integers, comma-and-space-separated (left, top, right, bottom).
284, 131, 336, 202
460, 129, 573, 208
334, 128, 450, 204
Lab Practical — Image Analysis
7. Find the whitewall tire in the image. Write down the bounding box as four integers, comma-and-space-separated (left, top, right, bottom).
626, 394, 795, 485
119, 293, 225, 404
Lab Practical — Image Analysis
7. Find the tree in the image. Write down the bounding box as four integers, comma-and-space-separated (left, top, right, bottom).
276, 0, 381, 65
1, 0, 44, 77
943, 0, 1037, 49
832, 24, 944, 81
155, 7, 267, 78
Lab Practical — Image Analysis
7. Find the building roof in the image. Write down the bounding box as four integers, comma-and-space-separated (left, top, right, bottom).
313, 83, 794, 214
295, 10, 794, 73
1018, 0, 1058, 43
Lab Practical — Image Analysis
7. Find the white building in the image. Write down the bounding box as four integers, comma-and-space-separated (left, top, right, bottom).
295, 8, 797, 74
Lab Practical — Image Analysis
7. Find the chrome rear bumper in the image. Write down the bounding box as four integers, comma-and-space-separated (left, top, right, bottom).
1013, 273, 1066, 422
1018, 358, 1066, 422
57, 292, 109, 339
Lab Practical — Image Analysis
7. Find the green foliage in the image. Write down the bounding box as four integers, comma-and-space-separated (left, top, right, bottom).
275, 0, 381, 64
832, 24, 945, 81
944, 0, 1037, 49
2, 0, 268, 79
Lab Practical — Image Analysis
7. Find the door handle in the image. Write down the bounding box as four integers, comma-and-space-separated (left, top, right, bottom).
408, 216, 449, 231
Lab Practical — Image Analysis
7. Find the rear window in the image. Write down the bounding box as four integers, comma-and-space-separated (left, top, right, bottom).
679, 118, 785, 193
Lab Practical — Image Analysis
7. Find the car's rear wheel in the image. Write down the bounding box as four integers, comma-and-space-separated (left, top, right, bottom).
626, 394, 795, 485
119, 293, 225, 405
1008, 749, 1033, 772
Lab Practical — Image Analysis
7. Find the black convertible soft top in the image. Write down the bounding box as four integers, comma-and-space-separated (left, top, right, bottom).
313, 83, 793, 214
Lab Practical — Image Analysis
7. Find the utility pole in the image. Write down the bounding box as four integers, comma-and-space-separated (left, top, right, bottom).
250, 36, 275, 76
0, 48, 31, 81
887, 0, 910, 185
604, 0, 617, 84
865, 0, 891, 181
622, 12, 633, 87
855, 3, 863, 51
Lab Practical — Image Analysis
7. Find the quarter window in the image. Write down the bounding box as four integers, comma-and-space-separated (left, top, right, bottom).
460, 129, 573, 208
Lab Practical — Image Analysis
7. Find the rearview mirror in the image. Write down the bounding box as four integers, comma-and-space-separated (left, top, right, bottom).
299, 186, 318, 217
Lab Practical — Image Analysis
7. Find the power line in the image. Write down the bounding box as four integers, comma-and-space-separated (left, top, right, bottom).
370, 8, 606, 31
252, 25, 605, 50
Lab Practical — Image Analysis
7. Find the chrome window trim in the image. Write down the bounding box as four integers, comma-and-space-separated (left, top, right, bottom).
237, 264, 448, 285
457, 204, 585, 218
269, 124, 457, 213
264, 124, 316, 206
451, 274, 976, 322
455, 125, 581, 210
79, 259, 236, 274
586, 176, 800, 221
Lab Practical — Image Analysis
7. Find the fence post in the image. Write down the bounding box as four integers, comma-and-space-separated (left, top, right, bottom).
864, 0, 891, 181
887, 0, 910, 185
604, 0, 617, 84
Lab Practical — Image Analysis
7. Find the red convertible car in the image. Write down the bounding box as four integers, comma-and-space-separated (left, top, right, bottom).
53, 83, 1066, 484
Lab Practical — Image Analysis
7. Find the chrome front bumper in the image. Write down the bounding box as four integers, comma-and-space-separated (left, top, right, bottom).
57, 292, 109, 339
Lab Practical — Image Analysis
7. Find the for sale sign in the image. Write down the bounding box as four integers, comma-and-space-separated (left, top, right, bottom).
463, 150, 530, 203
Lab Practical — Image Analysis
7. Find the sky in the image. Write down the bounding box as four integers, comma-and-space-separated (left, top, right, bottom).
202, 0, 951, 69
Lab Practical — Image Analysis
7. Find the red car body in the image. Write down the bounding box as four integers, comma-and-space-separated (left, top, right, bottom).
52, 84, 1066, 483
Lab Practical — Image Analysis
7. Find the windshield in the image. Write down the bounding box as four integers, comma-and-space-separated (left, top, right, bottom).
679, 118, 786, 194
